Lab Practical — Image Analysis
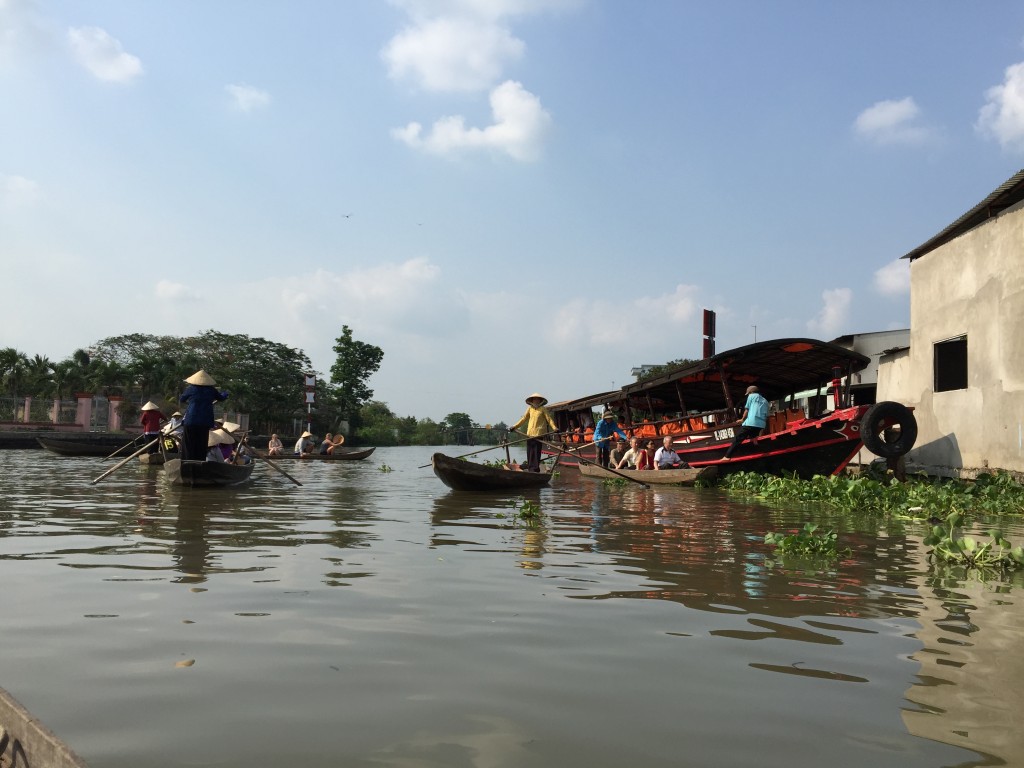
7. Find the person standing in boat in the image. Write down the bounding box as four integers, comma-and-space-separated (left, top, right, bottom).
509, 393, 558, 472
722, 385, 769, 460
139, 401, 165, 454
179, 370, 229, 462
593, 410, 629, 468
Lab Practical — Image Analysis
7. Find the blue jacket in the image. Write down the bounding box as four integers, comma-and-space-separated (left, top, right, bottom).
593, 418, 628, 444
180, 385, 229, 427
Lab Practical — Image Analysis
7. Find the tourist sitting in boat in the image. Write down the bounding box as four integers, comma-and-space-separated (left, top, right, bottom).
593, 410, 629, 468
163, 411, 184, 437
654, 435, 688, 469
140, 401, 165, 454
634, 440, 656, 470
319, 433, 335, 454
609, 437, 628, 468
722, 385, 769, 461
267, 434, 284, 456
614, 437, 643, 469
326, 434, 346, 454
294, 431, 316, 456
206, 429, 234, 462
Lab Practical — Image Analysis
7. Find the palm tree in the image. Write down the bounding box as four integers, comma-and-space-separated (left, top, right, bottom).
0, 347, 30, 398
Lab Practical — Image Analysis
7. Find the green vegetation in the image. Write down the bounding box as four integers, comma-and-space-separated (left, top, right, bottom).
723, 470, 1024, 573
764, 523, 849, 558
377, 463, 393, 473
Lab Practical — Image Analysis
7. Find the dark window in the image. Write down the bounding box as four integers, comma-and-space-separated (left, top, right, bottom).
934, 336, 968, 392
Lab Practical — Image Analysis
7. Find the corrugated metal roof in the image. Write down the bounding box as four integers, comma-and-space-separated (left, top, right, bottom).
902, 168, 1024, 261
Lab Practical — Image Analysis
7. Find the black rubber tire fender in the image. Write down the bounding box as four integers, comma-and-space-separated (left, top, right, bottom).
860, 401, 918, 458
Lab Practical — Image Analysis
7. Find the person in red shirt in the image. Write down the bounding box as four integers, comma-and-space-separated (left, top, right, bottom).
140, 401, 165, 454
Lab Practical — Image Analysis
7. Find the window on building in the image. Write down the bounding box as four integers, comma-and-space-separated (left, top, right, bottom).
934, 335, 967, 392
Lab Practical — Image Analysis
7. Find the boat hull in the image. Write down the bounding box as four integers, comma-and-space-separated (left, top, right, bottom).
165, 459, 255, 487
256, 447, 375, 461
578, 462, 717, 485
431, 452, 552, 491
36, 438, 118, 457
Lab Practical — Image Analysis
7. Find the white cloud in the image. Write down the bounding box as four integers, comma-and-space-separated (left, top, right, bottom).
392, 79, 550, 161
67, 26, 142, 83
873, 259, 910, 297
1, 174, 41, 206
854, 97, 933, 146
807, 287, 852, 337
155, 280, 202, 302
977, 62, 1024, 152
226, 83, 271, 113
551, 284, 700, 347
383, 16, 524, 92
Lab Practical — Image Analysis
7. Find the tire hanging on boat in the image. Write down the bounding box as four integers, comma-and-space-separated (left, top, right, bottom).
860, 401, 918, 458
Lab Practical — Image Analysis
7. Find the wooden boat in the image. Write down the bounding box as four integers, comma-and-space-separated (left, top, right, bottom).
255, 446, 375, 461
1, 685, 89, 768
545, 338, 918, 480
164, 458, 255, 487
36, 437, 121, 457
578, 462, 717, 485
431, 452, 553, 491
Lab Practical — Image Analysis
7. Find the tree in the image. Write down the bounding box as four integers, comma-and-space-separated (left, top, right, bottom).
634, 358, 700, 382
441, 412, 475, 445
329, 326, 383, 428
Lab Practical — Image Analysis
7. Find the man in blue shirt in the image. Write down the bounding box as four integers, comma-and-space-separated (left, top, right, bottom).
722, 385, 769, 460
593, 410, 629, 467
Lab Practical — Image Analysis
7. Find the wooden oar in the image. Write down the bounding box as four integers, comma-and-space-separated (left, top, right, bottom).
235, 433, 302, 486
105, 436, 148, 460
417, 434, 533, 468
91, 438, 160, 484
538, 437, 650, 488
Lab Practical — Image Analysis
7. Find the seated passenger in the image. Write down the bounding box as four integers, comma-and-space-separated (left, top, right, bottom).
267, 434, 283, 456
326, 434, 346, 454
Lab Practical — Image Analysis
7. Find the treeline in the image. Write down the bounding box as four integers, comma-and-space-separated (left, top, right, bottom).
0, 330, 506, 446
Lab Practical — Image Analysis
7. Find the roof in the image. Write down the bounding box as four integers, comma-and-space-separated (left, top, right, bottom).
902, 168, 1024, 262
546, 390, 620, 413
618, 338, 871, 412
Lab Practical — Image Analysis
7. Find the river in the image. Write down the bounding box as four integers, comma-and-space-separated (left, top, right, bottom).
1, 446, 1022, 768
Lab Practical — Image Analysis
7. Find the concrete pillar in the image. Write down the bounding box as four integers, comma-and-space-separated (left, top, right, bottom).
108, 396, 123, 432
75, 393, 93, 430
22, 396, 31, 423
51, 398, 60, 424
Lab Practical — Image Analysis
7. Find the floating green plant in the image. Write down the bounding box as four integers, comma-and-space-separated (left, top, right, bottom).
923, 511, 1024, 571
764, 522, 849, 558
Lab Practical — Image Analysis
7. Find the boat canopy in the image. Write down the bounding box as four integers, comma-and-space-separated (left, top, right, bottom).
618, 338, 871, 414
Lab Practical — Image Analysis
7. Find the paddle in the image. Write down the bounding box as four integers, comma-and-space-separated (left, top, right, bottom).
91, 438, 160, 484
537, 437, 650, 488
234, 433, 302, 486
103, 432, 147, 461
417, 434, 533, 468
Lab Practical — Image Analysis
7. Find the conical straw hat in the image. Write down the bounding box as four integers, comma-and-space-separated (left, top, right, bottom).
140, 401, 160, 411
184, 369, 216, 386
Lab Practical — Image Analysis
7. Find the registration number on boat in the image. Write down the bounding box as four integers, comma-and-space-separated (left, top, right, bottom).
713, 428, 734, 441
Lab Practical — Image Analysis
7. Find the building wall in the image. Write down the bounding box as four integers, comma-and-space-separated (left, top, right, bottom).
879, 202, 1024, 475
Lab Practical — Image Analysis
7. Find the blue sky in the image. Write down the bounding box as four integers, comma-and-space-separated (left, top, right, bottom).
3, 1, 1024, 424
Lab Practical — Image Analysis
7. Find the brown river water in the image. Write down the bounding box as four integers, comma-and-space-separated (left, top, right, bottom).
1, 446, 1023, 768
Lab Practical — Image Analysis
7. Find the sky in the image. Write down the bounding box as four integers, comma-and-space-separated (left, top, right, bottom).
4, 1, 1024, 425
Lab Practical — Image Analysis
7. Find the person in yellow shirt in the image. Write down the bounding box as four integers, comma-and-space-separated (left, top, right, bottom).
509, 392, 557, 472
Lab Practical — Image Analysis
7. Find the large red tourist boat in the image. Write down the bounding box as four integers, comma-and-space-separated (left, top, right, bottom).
545, 338, 917, 479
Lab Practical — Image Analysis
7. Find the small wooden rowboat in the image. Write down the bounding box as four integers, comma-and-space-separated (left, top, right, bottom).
164, 458, 255, 487
431, 452, 553, 492
256, 447, 375, 461
578, 462, 718, 485
1, 684, 89, 768
36, 437, 119, 457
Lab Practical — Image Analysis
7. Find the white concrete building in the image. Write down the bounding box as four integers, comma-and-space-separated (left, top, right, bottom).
878, 169, 1024, 477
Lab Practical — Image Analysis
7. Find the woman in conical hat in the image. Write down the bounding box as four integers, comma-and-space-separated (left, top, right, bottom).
139, 400, 166, 453
180, 369, 229, 462
509, 392, 557, 472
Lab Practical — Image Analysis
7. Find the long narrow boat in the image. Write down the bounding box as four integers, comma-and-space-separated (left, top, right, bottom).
164, 458, 255, 487
578, 462, 717, 486
36, 437, 119, 457
0, 685, 89, 768
255, 447, 375, 461
545, 338, 918, 479
431, 452, 553, 491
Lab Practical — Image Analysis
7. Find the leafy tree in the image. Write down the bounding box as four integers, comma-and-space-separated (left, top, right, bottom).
0, 348, 29, 398
441, 412, 476, 445
329, 326, 383, 429
634, 358, 700, 382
